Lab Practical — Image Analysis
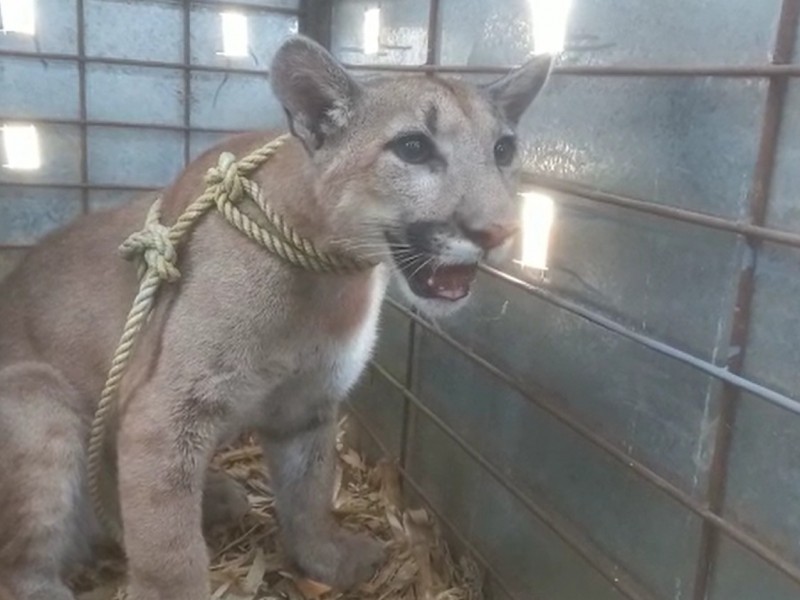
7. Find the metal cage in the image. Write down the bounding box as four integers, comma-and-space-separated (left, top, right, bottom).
1, 1, 799, 599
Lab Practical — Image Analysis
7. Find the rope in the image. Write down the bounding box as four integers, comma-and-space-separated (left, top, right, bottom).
87, 134, 373, 541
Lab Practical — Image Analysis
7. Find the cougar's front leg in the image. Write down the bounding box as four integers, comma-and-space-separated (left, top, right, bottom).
117, 382, 218, 600
262, 416, 385, 589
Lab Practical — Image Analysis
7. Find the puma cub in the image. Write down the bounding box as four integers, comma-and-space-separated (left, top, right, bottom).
0, 36, 551, 600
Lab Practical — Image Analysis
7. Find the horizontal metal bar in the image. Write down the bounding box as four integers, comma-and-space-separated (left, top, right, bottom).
480, 264, 800, 416
385, 298, 800, 587
9, 118, 800, 252
385, 298, 703, 498
521, 174, 800, 250
14, 43, 797, 81
346, 403, 528, 600
0, 49, 269, 77
189, 0, 301, 16
368, 361, 657, 600
0, 181, 159, 192
0, 114, 244, 136
345, 62, 800, 77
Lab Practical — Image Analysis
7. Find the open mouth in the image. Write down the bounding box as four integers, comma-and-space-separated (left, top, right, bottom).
404, 261, 478, 301
387, 234, 478, 302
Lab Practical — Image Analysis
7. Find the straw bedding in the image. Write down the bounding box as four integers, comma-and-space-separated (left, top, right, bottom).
71, 420, 483, 600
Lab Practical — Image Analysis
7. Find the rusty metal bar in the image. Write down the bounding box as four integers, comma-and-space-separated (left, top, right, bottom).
369, 361, 658, 600
691, 1, 800, 598
76, 0, 89, 214
347, 403, 529, 600
521, 173, 800, 250
0, 49, 270, 77
345, 62, 800, 77
480, 264, 800, 415
385, 297, 800, 587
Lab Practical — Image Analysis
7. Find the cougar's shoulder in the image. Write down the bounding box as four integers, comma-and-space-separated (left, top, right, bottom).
0, 194, 157, 385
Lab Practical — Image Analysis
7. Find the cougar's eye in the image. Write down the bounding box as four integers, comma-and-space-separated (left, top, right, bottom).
494, 136, 516, 167
389, 133, 435, 164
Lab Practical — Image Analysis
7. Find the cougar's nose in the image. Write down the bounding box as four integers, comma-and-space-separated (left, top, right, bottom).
462, 223, 519, 251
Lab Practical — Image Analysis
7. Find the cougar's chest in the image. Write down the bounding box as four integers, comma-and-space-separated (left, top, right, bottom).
220, 266, 389, 440
313, 265, 388, 399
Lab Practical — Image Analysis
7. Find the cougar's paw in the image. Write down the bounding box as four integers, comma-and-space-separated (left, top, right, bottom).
202, 470, 250, 529
294, 530, 386, 590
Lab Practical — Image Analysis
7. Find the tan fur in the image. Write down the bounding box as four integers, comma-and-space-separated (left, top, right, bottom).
0, 37, 551, 599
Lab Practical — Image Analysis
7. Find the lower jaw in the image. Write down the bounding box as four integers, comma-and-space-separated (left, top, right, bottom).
408, 293, 471, 318
398, 265, 478, 303
396, 276, 472, 315
409, 286, 469, 302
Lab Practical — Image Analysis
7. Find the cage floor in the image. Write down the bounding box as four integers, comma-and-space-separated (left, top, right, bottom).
70, 422, 482, 600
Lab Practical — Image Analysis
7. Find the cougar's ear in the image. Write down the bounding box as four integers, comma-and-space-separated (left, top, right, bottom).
270, 36, 362, 152
484, 54, 553, 125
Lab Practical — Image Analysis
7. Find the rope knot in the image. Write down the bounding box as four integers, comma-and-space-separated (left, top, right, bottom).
118, 201, 180, 282
205, 151, 245, 206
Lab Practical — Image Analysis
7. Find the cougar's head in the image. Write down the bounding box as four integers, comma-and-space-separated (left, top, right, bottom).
271, 36, 552, 316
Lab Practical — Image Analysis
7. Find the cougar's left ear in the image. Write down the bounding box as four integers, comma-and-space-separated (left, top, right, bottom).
270, 35, 362, 151
484, 54, 553, 125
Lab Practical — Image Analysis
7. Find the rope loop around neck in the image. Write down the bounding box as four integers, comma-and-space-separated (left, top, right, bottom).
87, 133, 376, 542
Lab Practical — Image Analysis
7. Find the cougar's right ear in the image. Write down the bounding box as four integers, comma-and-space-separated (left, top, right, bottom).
270, 36, 362, 152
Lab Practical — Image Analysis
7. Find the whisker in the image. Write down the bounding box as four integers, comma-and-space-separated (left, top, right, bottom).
408, 256, 435, 279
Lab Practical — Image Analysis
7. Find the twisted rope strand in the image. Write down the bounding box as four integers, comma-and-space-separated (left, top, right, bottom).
87, 134, 374, 541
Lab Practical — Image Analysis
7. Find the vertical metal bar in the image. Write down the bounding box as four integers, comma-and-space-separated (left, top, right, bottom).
77, 0, 89, 214
299, 0, 333, 49
373, 362, 658, 600
399, 0, 441, 478
348, 402, 528, 600
690, 1, 800, 598
398, 310, 419, 472
425, 0, 441, 67
183, 0, 192, 167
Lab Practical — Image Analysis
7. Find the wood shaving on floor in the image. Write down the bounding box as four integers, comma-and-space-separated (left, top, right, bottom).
70, 421, 484, 600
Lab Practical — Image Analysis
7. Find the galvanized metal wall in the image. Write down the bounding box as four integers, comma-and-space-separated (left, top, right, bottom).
0, 0, 299, 279
331, 1, 800, 599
